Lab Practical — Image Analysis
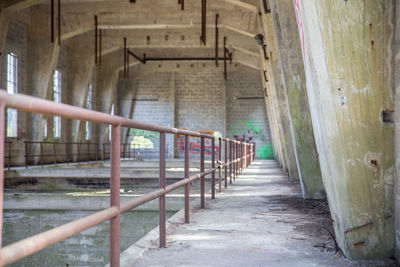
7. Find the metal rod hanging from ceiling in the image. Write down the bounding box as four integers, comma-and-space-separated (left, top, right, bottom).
94, 15, 98, 65
223, 36, 227, 80
99, 29, 102, 65
124, 37, 127, 78
50, 0, 54, 43
215, 13, 219, 67
58, 0, 61, 45
201, 0, 207, 45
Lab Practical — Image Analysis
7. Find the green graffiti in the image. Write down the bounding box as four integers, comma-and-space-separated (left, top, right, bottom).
257, 144, 275, 159
232, 121, 263, 136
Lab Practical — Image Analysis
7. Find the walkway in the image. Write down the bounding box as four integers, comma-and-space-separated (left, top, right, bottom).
122, 160, 394, 267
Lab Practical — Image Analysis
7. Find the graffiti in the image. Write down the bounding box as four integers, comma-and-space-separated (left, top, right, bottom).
128, 129, 159, 149
232, 121, 264, 143
257, 144, 275, 160
231, 121, 274, 159
177, 129, 219, 155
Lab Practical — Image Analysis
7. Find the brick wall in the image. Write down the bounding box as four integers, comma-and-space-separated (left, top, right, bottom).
226, 70, 273, 159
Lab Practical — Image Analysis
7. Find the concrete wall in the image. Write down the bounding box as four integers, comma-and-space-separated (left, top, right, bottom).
226, 69, 273, 159
295, 0, 395, 259
116, 64, 272, 159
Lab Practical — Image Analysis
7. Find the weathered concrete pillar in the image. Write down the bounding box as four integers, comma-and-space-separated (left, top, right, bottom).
394, 0, 400, 262
295, 0, 395, 259
27, 6, 60, 141
270, 0, 324, 199
117, 78, 134, 144
0, 11, 10, 80
259, 0, 300, 182
67, 37, 95, 143
94, 51, 120, 155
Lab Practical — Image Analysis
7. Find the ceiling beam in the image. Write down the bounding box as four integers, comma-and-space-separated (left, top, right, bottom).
235, 60, 260, 70
229, 44, 259, 57
3, 0, 46, 13
218, 0, 258, 13
61, 23, 257, 42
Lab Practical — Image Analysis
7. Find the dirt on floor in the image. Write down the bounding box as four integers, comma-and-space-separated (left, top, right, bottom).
264, 194, 399, 267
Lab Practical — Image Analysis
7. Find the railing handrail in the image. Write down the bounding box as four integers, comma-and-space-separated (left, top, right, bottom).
0, 90, 255, 266
0, 91, 213, 139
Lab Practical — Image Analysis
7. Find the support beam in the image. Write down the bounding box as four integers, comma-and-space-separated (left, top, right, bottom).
229, 45, 259, 57
219, 0, 258, 13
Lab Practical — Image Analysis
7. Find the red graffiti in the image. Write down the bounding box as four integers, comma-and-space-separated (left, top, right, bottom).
178, 138, 219, 155
293, 0, 307, 68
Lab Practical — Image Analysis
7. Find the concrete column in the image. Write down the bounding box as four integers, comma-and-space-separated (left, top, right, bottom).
94, 51, 120, 155
67, 37, 95, 143
296, 0, 395, 259
394, 0, 400, 262
0, 11, 10, 81
258, 0, 300, 181
117, 78, 134, 144
270, 0, 324, 199
27, 6, 60, 141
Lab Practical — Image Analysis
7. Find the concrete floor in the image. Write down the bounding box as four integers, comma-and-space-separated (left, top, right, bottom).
121, 160, 397, 267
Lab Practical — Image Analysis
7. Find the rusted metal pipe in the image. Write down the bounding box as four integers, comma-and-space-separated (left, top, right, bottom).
201, 0, 207, 45
215, 13, 219, 67
57, 0, 61, 45
51, 0, 54, 43
159, 132, 166, 247
0, 91, 214, 139
184, 135, 190, 223
224, 139, 227, 188
94, 15, 98, 65
124, 37, 127, 78
211, 138, 215, 199
218, 138, 222, 192
223, 37, 227, 80
229, 140, 232, 184
99, 29, 102, 65
110, 124, 121, 267
200, 137, 205, 208
128, 50, 146, 64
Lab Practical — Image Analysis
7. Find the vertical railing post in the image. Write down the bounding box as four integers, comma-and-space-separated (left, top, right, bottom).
211, 137, 215, 199
184, 135, 190, 223
53, 142, 57, 165
200, 136, 205, 208
96, 143, 99, 163
40, 142, 43, 167
0, 102, 6, 248
87, 141, 90, 163
110, 124, 121, 266
224, 139, 227, 188
7, 142, 10, 171
229, 140, 232, 184
159, 131, 167, 247
24, 142, 28, 169
235, 141, 238, 178
232, 141, 235, 180
218, 138, 222, 192
65, 143, 69, 164
78, 142, 81, 163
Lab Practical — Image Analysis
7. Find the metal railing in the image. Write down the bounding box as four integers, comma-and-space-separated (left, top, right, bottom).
4, 142, 11, 171
24, 141, 99, 168
0, 90, 255, 266
103, 143, 161, 160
